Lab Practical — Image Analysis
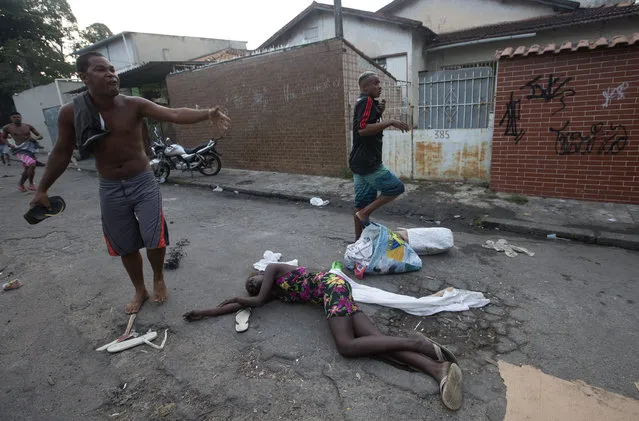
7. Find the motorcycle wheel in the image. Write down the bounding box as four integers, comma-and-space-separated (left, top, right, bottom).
199, 154, 221, 176
154, 161, 171, 184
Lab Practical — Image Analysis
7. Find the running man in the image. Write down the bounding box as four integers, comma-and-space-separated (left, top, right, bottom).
3, 112, 43, 190
349, 72, 409, 240
30, 51, 231, 313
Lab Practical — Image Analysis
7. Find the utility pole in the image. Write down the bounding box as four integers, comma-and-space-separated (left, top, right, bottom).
335, 0, 344, 39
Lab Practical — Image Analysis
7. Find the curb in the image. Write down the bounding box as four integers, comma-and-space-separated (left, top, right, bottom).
480, 216, 639, 250
67, 167, 315, 204
170, 178, 314, 203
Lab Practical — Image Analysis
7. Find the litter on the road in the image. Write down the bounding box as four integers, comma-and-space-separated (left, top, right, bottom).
253, 250, 298, 271
396, 227, 454, 255
482, 239, 534, 257
212, 186, 223, 192
310, 197, 329, 207
344, 222, 422, 277
547, 233, 571, 241
107, 329, 168, 353
329, 268, 490, 316
2, 279, 23, 291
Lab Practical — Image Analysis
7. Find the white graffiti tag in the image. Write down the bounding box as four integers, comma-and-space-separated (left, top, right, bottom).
602, 82, 630, 108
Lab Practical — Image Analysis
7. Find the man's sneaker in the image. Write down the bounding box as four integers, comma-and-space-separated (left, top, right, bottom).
17, 185, 27, 192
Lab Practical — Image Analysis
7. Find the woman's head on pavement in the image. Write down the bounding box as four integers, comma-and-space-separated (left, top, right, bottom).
245, 272, 264, 296
359, 71, 382, 98
76, 51, 120, 97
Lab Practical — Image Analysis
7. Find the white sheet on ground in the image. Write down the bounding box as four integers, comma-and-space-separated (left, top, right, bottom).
253, 250, 298, 271
330, 268, 490, 316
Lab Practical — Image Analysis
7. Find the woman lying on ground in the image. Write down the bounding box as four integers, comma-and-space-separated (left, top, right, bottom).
183, 263, 463, 410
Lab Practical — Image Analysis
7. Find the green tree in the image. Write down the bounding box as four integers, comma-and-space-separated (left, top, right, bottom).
0, 0, 78, 124
79, 23, 113, 47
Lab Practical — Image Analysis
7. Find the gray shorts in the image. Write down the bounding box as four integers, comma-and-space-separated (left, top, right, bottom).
99, 171, 169, 256
0, 144, 9, 154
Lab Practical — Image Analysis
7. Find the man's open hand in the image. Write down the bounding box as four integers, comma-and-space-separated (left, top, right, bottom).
209, 108, 231, 133
391, 120, 410, 133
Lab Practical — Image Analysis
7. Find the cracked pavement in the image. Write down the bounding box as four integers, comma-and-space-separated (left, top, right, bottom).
1, 166, 638, 420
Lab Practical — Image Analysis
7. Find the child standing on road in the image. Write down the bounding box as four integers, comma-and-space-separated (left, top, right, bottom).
349, 72, 409, 240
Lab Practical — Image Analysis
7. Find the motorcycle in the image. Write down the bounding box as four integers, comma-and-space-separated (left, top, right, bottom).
149, 128, 222, 183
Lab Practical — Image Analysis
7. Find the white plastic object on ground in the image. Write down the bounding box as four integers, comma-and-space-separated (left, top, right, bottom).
253, 250, 298, 271
212, 186, 223, 192
329, 268, 490, 316
482, 239, 534, 257
310, 197, 329, 207
404, 227, 454, 255
107, 330, 158, 353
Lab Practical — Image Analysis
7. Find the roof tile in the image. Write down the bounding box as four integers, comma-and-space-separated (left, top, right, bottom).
496, 32, 639, 59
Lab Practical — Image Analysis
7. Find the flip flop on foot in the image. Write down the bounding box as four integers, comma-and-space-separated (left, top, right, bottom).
415, 332, 458, 365
235, 308, 251, 332
125, 292, 150, 314
440, 363, 463, 411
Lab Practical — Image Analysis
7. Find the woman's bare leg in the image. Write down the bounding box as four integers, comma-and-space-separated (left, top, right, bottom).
327, 313, 447, 382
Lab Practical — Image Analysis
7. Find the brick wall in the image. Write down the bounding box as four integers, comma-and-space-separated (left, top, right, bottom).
492, 45, 639, 203
166, 39, 348, 177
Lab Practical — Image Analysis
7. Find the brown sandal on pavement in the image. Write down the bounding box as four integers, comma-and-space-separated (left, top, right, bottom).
440, 363, 463, 411
415, 332, 459, 365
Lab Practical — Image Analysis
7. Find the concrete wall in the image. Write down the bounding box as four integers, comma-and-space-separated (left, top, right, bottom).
89, 33, 137, 72
388, 0, 554, 33
492, 45, 639, 203
131, 33, 247, 63
167, 39, 350, 177
12, 80, 84, 150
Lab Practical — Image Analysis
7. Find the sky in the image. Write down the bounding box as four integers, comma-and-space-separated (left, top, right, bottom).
67, 0, 392, 49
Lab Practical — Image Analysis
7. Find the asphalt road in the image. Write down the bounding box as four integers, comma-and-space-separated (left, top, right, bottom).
1, 165, 637, 421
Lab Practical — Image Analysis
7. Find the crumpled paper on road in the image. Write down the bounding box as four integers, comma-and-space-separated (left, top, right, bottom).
482, 239, 534, 258
253, 250, 298, 271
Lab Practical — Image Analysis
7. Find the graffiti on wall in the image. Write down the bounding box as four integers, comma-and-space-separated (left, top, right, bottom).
498, 91, 526, 143
521, 74, 575, 115
550, 121, 628, 155
602, 82, 630, 108
500, 73, 631, 155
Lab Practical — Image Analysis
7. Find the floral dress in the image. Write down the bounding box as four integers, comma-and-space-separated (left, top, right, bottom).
275, 267, 360, 318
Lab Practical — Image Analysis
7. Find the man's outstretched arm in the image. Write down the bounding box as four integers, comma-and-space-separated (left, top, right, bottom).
134, 97, 231, 130
31, 104, 75, 208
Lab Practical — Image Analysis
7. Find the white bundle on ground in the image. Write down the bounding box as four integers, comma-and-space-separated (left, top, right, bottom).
330, 268, 490, 316
399, 227, 454, 255
253, 250, 298, 271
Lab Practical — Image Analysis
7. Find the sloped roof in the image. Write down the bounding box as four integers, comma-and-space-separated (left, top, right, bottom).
496, 32, 639, 58
377, 0, 580, 14
430, 3, 639, 48
258, 1, 436, 50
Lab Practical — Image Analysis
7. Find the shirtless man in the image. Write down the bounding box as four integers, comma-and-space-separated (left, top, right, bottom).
30, 51, 231, 313
3, 112, 43, 190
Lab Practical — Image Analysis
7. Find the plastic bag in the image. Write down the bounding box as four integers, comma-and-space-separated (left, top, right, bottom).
344, 222, 422, 276
397, 227, 454, 255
